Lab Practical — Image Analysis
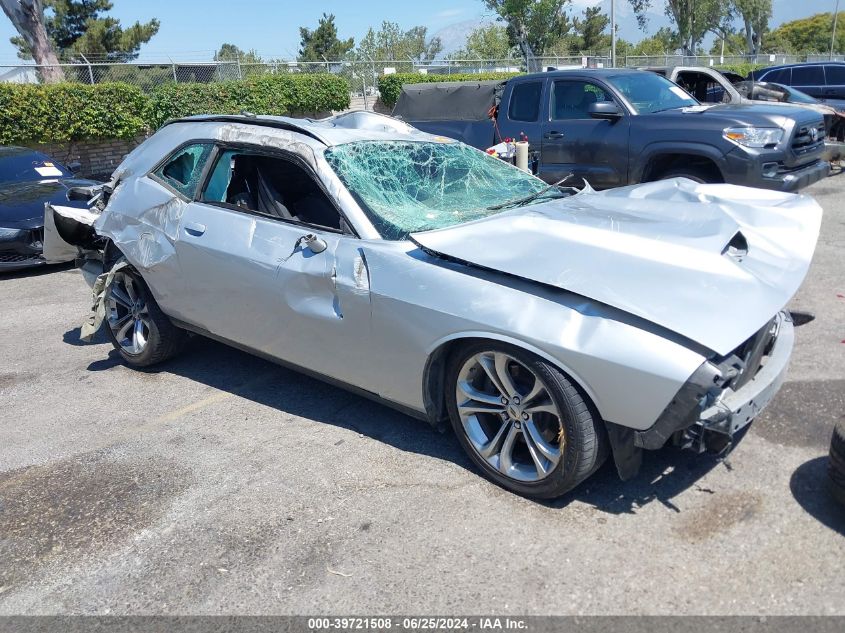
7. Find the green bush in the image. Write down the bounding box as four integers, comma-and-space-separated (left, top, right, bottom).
144, 73, 351, 129
0, 82, 147, 145
715, 63, 765, 79
0, 74, 351, 145
378, 72, 521, 109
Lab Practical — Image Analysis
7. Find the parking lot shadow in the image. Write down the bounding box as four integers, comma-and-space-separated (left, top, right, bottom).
80, 334, 728, 512
0, 261, 74, 280
790, 456, 845, 536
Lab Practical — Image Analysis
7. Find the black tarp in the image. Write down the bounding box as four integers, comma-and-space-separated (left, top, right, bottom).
392, 80, 505, 122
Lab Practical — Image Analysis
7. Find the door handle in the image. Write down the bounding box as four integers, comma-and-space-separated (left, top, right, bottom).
544, 131, 565, 140
184, 222, 206, 237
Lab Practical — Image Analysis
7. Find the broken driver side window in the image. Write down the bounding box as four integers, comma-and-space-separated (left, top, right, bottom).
153, 143, 214, 198
200, 149, 342, 232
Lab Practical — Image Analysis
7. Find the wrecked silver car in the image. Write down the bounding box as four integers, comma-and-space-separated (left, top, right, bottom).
46, 111, 822, 499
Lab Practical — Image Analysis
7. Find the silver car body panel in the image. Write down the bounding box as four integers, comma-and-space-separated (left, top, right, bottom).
63, 112, 820, 434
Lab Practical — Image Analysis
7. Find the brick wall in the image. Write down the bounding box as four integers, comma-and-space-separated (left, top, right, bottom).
24, 135, 147, 180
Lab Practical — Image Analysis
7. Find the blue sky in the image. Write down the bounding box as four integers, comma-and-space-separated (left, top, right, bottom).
0, 0, 837, 63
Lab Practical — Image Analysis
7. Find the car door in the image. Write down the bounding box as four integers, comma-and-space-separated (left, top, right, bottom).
823, 64, 845, 100
172, 146, 374, 388
791, 65, 826, 99
540, 79, 630, 189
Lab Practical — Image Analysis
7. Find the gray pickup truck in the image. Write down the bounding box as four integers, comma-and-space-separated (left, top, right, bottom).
394, 68, 829, 191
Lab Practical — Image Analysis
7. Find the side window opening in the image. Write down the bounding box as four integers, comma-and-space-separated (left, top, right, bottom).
153, 143, 213, 198
508, 81, 543, 122
551, 81, 612, 120
202, 150, 342, 231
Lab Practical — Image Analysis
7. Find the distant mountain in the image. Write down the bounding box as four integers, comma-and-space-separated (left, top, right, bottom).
430, 18, 497, 56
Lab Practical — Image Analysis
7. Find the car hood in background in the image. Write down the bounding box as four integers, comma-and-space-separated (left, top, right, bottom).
0, 178, 99, 229
411, 179, 822, 356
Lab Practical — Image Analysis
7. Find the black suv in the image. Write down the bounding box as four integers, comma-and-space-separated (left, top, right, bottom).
751, 61, 845, 100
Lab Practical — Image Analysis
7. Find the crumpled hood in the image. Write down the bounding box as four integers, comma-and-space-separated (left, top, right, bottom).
411, 179, 822, 356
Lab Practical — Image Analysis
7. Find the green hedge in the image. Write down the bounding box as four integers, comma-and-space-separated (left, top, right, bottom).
144, 74, 351, 129
0, 82, 147, 145
378, 72, 521, 109
715, 63, 765, 79
0, 74, 351, 145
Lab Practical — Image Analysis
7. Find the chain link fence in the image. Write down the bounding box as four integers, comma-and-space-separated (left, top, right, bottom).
2, 53, 843, 107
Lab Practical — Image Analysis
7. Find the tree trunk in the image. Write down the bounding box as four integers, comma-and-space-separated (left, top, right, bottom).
743, 18, 755, 56
507, 19, 539, 73
0, 0, 64, 83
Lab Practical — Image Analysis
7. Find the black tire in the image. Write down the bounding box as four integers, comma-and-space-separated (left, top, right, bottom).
445, 341, 607, 499
828, 422, 845, 507
104, 267, 187, 368
659, 166, 722, 184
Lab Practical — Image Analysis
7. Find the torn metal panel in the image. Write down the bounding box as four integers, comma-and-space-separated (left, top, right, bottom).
411, 178, 822, 356
80, 258, 128, 342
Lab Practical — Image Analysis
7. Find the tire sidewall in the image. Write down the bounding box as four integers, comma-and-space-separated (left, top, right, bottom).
103, 269, 164, 366
445, 341, 594, 499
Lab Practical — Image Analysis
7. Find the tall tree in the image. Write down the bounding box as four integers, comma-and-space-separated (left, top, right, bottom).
356, 21, 442, 62
765, 11, 845, 54
9, 0, 158, 61
214, 43, 263, 64
483, 0, 571, 71
298, 13, 354, 62
460, 24, 513, 59
573, 5, 610, 52
628, 0, 728, 55
731, 0, 771, 55
1, 0, 63, 81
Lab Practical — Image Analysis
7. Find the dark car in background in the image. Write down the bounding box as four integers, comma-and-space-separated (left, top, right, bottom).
0, 146, 99, 271
735, 80, 845, 142
750, 61, 845, 100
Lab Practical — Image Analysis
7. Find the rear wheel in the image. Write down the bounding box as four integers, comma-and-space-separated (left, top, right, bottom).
445, 342, 607, 499
104, 269, 186, 367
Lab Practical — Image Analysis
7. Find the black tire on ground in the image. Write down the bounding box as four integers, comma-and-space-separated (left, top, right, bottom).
658, 166, 723, 184
104, 268, 187, 368
445, 341, 607, 499
828, 421, 845, 507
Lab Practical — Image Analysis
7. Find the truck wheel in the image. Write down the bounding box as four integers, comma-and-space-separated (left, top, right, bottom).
659, 166, 722, 184
829, 422, 845, 507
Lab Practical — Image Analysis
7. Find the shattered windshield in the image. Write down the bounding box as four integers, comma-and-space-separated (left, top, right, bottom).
324, 141, 549, 239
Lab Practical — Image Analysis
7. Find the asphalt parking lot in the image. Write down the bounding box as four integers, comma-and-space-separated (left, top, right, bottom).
1, 175, 843, 616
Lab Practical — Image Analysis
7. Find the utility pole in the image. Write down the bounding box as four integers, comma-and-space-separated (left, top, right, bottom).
611, 0, 617, 68
832, 0, 841, 60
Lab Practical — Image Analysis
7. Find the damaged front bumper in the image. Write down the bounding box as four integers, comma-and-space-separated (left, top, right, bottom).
690, 313, 793, 450
609, 312, 793, 480
639, 311, 793, 454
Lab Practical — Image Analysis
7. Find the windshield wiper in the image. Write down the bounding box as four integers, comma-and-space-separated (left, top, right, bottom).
487, 174, 574, 211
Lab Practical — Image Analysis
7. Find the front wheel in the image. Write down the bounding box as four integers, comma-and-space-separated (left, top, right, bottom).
445, 342, 607, 499
658, 165, 722, 184
104, 268, 187, 367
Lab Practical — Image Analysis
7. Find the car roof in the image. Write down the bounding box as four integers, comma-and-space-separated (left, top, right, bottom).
759, 60, 845, 72
163, 111, 441, 147
517, 68, 650, 81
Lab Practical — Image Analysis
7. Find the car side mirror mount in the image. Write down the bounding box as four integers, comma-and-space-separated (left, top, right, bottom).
588, 102, 622, 121
67, 161, 82, 174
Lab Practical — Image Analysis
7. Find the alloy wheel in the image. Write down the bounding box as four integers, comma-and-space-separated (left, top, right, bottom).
455, 351, 565, 482
105, 271, 150, 355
